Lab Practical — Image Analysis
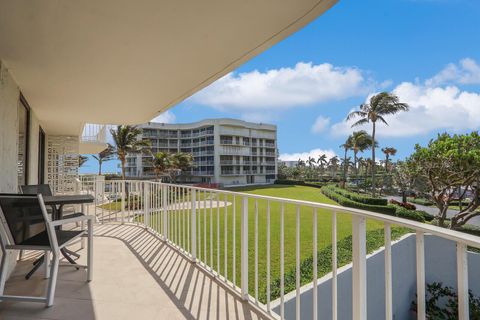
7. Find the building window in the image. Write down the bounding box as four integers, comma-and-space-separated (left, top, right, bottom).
17, 94, 30, 186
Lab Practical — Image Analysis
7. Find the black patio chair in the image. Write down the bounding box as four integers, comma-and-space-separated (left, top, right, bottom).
0, 194, 93, 307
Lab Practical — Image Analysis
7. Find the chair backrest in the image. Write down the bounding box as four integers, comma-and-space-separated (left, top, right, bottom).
0, 194, 50, 247
20, 184, 53, 196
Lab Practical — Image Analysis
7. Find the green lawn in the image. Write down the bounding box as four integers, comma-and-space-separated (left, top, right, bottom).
130, 184, 409, 303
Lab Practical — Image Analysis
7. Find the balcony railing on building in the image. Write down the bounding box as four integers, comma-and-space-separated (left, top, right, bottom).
76, 178, 480, 320
81, 124, 108, 144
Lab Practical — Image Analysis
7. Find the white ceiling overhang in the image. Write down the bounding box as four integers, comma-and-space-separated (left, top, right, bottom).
0, 0, 337, 135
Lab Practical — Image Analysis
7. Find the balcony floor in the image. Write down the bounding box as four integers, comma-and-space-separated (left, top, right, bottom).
0, 224, 271, 320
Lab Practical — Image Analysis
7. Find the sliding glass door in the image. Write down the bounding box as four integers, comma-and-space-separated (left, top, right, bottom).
17, 94, 30, 186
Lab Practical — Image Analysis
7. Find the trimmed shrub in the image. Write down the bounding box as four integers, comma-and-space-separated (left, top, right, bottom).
408, 197, 434, 206
321, 186, 396, 215
274, 180, 325, 189
393, 205, 426, 223
323, 185, 388, 206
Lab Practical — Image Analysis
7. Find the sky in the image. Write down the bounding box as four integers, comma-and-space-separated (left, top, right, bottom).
81, 0, 480, 174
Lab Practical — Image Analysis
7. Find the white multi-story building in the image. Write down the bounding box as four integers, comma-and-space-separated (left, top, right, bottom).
126, 119, 277, 186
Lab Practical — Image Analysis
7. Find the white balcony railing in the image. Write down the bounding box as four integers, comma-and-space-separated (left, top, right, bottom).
80, 179, 480, 320
81, 123, 108, 144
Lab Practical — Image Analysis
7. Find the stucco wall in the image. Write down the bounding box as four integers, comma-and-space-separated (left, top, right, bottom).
0, 61, 21, 278
273, 234, 480, 320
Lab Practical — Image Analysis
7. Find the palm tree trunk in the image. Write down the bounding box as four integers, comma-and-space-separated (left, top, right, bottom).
343, 149, 348, 187
121, 159, 126, 180
371, 122, 376, 196
98, 160, 102, 175
354, 151, 358, 192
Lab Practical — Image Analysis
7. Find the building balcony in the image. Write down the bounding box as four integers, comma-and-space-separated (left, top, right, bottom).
79, 123, 109, 154
2, 179, 479, 320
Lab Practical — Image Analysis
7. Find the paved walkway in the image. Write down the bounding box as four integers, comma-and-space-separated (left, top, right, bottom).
385, 196, 480, 227
0, 224, 271, 320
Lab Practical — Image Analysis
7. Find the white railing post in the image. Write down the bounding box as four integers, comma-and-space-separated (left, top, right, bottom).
241, 196, 249, 300
121, 181, 126, 224
352, 216, 367, 320
457, 242, 469, 320
144, 183, 150, 229
191, 189, 197, 262
162, 184, 168, 241
416, 231, 426, 320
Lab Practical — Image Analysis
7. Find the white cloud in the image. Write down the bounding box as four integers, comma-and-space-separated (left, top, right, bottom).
151, 110, 176, 123
331, 82, 480, 138
279, 148, 337, 162
191, 62, 375, 115
426, 58, 480, 86
311, 116, 331, 133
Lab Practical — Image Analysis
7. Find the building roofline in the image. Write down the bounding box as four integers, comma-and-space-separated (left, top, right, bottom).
141, 118, 276, 131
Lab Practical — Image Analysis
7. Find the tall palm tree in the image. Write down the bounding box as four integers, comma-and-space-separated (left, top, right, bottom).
381, 147, 397, 172
92, 144, 115, 175
350, 131, 373, 175
328, 156, 340, 179
317, 154, 328, 175
346, 92, 409, 196
340, 135, 353, 185
170, 152, 194, 182
110, 125, 151, 180
152, 151, 171, 180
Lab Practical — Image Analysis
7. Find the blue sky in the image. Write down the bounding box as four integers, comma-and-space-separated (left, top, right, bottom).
81, 0, 480, 174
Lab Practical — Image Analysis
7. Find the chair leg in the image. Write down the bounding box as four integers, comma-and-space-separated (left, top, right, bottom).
0, 248, 8, 295
44, 251, 50, 279
46, 252, 59, 307
87, 218, 93, 282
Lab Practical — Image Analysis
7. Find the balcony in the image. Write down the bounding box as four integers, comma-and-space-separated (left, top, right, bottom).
79, 124, 108, 154
2, 179, 480, 320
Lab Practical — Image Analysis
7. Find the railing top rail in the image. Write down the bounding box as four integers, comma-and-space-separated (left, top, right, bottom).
143, 180, 480, 248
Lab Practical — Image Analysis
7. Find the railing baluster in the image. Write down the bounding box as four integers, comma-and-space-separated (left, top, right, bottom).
204, 190, 207, 265
313, 208, 318, 320
280, 202, 285, 320
255, 199, 259, 304
416, 231, 426, 320
191, 189, 196, 261
385, 223, 392, 320
233, 195, 236, 287
457, 242, 469, 320
241, 196, 249, 300
162, 184, 167, 240
224, 194, 228, 281
267, 200, 271, 313
208, 193, 212, 269
217, 194, 220, 274
352, 216, 366, 320
296, 205, 300, 320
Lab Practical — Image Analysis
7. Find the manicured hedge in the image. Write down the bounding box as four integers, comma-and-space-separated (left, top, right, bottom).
323, 185, 388, 206
408, 197, 434, 206
392, 205, 426, 223
274, 180, 324, 189
321, 186, 396, 215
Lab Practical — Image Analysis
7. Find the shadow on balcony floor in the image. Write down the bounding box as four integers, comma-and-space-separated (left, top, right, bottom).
0, 224, 272, 320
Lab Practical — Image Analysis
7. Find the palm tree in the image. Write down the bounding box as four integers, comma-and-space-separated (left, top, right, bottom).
340, 135, 353, 185
152, 151, 171, 180
110, 125, 151, 180
346, 92, 409, 196
328, 156, 340, 179
92, 144, 115, 175
350, 131, 373, 175
170, 152, 194, 182
79, 155, 89, 167
317, 154, 328, 175
381, 147, 397, 172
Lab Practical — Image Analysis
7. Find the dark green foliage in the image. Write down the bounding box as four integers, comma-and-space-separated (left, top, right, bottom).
411, 282, 480, 319
389, 199, 417, 210
408, 197, 434, 206
321, 186, 396, 215
268, 227, 410, 302
393, 205, 426, 222
274, 180, 325, 188
324, 185, 387, 205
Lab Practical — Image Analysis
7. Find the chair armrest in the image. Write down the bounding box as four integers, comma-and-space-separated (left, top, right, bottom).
50, 214, 93, 227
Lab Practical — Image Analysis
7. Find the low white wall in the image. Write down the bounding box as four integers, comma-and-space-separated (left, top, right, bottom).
272, 234, 480, 320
